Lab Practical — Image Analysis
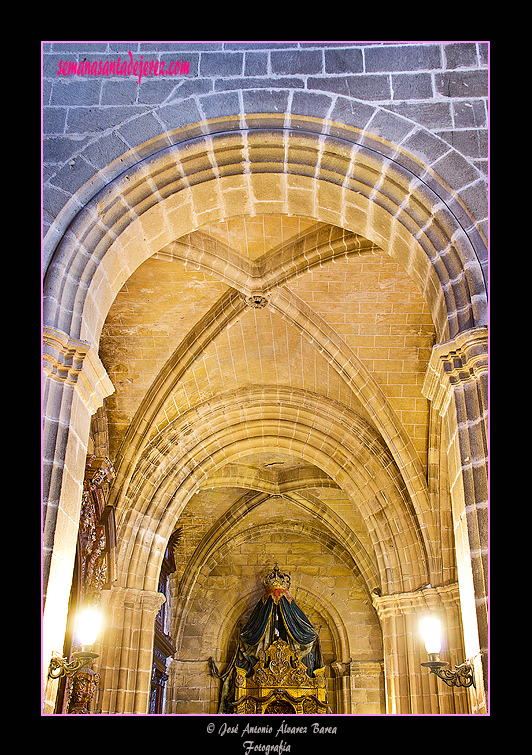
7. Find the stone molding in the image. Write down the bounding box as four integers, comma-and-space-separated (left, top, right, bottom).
43, 326, 114, 414
422, 326, 488, 416
331, 660, 384, 678
104, 585, 166, 615
372, 583, 461, 620
349, 660, 384, 677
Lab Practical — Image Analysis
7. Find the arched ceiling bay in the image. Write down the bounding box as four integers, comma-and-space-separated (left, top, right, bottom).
98, 214, 436, 594
100, 215, 434, 464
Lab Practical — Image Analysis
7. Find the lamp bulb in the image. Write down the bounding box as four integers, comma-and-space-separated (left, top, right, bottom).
77, 608, 102, 647
420, 616, 441, 655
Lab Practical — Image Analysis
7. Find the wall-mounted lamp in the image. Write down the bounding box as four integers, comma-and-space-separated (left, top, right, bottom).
48, 608, 102, 680
420, 617, 475, 688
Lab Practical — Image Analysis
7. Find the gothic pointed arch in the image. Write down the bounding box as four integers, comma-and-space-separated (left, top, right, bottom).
113, 385, 433, 599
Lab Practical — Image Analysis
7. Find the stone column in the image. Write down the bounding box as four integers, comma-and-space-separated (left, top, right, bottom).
96, 586, 166, 714
332, 660, 385, 714
42, 327, 114, 713
423, 326, 488, 713
330, 661, 351, 713
373, 584, 469, 714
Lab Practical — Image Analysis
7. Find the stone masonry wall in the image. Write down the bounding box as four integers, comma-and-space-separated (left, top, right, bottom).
42, 41, 489, 258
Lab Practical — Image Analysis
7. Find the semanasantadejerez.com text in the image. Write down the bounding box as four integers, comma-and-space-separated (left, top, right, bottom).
56, 51, 190, 85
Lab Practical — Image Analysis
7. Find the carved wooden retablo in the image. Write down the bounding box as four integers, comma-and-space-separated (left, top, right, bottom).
232, 639, 328, 714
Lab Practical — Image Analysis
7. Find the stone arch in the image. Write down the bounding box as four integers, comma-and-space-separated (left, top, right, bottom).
176, 485, 380, 597
172, 576, 352, 715
106, 227, 429, 531
170, 518, 383, 714
41, 45, 489, 713
177, 528, 357, 666
43, 114, 487, 353
114, 386, 433, 597
43, 94, 487, 264
173, 490, 380, 640
42, 114, 487, 617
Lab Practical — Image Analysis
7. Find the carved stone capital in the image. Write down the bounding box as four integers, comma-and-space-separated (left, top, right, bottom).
330, 661, 349, 677
372, 583, 461, 621
43, 326, 114, 414
422, 326, 488, 416
331, 660, 383, 678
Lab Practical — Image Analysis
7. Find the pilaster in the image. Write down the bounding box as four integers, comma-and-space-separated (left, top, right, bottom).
331, 659, 385, 714
96, 586, 166, 714
373, 584, 469, 714
42, 327, 115, 708
423, 325, 488, 713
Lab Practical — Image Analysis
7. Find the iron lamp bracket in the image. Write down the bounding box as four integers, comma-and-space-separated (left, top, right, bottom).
421, 657, 475, 688
48, 649, 99, 680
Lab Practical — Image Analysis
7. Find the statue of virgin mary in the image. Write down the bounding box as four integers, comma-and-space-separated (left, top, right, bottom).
210, 566, 324, 713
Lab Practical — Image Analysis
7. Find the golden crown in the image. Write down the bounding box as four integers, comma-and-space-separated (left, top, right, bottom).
263, 564, 291, 590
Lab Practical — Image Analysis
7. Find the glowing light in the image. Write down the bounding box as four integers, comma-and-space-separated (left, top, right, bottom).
77, 608, 102, 647
420, 617, 441, 655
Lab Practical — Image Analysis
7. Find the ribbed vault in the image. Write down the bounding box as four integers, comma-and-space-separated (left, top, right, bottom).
173, 491, 379, 625
114, 385, 434, 598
